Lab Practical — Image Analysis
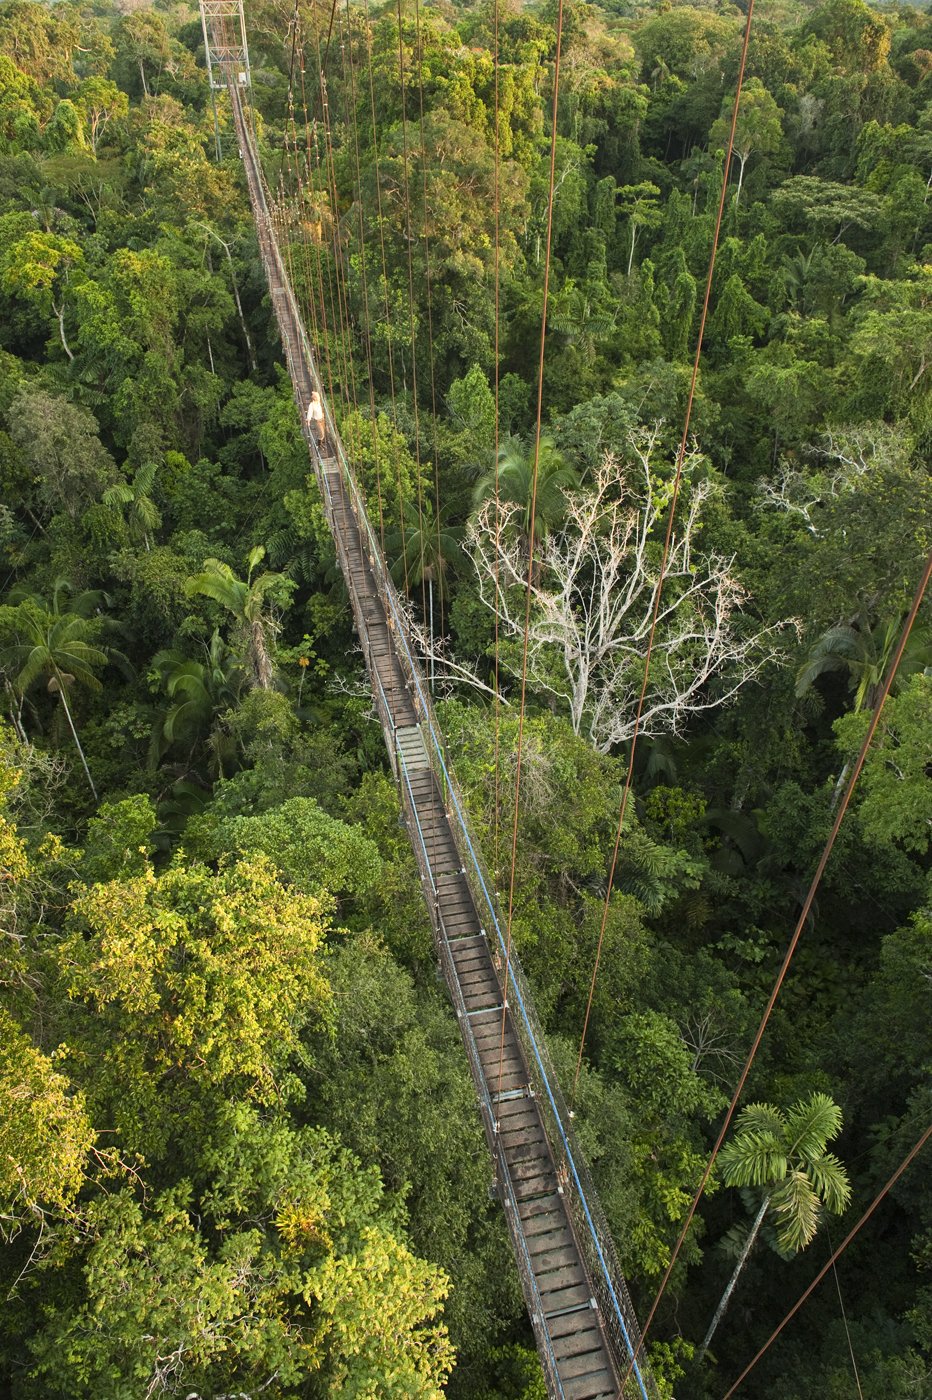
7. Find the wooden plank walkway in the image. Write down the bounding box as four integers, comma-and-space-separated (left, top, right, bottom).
322, 460, 621, 1400
228, 81, 630, 1400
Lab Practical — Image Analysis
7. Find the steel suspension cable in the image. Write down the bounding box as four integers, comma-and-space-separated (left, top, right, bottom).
412, 0, 446, 676
276, 156, 305, 352
286, 78, 322, 375
722, 1119, 932, 1399
299, 56, 341, 424
283, 48, 341, 472
497, 0, 565, 1099
318, 57, 364, 434
336, 0, 407, 725
826, 1223, 864, 1400
573, 0, 758, 1116
292, 53, 326, 354
297, 55, 334, 401
304, 0, 340, 131
310, 121, 348, 422
340, 1, 387, 548
286, 0, 300, 96
394, 0, 430, 627
361, 0, 412, 595
306, 19, 355, 421
624, 544, 932, 1387
304, 30, 350, 423
283, 11, 403, 736
492, 0, 502, 873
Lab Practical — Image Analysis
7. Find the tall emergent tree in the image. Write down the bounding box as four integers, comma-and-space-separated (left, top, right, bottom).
185, 547, 287, 691
469, 432, 783, 749
699, 1093, 851, 1361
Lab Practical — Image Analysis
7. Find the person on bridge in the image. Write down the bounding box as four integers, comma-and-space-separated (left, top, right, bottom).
306, 391, 327, 453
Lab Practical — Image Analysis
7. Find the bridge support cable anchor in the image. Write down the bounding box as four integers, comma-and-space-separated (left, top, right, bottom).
544, 1299, 599, 1321
491, 1087, 528, 1103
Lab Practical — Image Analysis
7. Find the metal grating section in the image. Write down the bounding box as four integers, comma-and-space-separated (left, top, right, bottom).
396, 724, 431, 771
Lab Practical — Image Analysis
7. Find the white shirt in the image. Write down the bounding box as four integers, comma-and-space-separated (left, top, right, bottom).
306, 399, 324, 424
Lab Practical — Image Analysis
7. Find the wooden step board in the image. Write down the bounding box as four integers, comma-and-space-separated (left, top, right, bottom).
231, 85, 630, 1399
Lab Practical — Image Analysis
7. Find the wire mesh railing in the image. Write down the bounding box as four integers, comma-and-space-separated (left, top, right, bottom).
380, 604, 654, 1400
393, 744, 567, 1400
311, 338, 654, 1400
230, 83, 656, 1400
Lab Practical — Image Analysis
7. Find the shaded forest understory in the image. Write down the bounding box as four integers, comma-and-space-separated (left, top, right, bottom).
0, 0, 930, 1395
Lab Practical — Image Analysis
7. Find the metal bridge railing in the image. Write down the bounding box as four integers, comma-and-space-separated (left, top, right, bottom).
300, 374, 655, 1400
288, 257, 653, 1400
231, 85, 655, 1400
380, 597, 654, 1400
394, 752, 567, 1400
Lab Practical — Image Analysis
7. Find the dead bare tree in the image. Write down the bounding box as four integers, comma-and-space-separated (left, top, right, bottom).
757, 423, 910, 536
469, 431, 788, 752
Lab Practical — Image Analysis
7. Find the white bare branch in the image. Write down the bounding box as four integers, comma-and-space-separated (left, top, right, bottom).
394, 600, 509, 704
757, 423, 908, 536
680, 1008, 744, 1084
469, 433, 788, 751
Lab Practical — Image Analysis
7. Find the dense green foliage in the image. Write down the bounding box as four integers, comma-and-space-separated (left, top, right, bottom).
0, 0, 929, 1394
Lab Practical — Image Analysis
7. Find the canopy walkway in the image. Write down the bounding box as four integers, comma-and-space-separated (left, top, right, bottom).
228, 81, 655, 1400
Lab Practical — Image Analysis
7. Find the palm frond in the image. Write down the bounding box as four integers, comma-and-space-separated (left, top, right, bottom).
785, 1092, 843, 1160
794, 624, 864, 697
719, 1130, 786, 1189
186, 561, 245, 613
248, 570, 286, 601
163, 694, 204, 742
54, 660, 104, 692
771, 1169, 820, 1253
134, 497, 161, 532
14, 644, 55, 694
103, 482, 134, 508
805, 1152, 851, 1214
134, 461, 159, 495
165, 665, 210, 702
735, 1102, 786, 1138
150, 647, 187, 685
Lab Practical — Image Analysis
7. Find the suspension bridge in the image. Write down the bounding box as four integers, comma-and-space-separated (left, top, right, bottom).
226, 73, 656, 1400
194, 1, 660, 1391
190, 0, 932, 1391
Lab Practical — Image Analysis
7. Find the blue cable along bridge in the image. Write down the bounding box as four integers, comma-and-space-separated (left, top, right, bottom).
224, 66, 658, 1400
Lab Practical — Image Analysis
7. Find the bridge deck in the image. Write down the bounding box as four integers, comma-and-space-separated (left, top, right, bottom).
226, 80, 648, 1400
323, 462, 619, 1399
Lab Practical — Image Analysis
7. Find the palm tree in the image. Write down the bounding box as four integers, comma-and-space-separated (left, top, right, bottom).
149, 629, 243, 766
796, 612, 932, 806
386, 501, 464, 672
8, 577, 110, 620
780, 249, 814, 314
103, 461, 161, 550
698, 1092, 851, 1362
0, 596, 111, 798
473, 435, 579, 556
549, 285, 617, 363
796, 612, 932, 714
649, 54, 671, 91
185, 547, 287, 691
